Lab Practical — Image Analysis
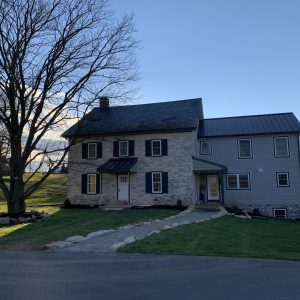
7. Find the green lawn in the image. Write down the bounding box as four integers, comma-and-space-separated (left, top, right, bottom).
0, 174, 67, 207
120, 216, 300, 261
0, 174, 177, 250
0, 207, 177, 250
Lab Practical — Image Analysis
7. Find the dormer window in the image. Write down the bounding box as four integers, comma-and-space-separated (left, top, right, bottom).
119, 141, 129, 157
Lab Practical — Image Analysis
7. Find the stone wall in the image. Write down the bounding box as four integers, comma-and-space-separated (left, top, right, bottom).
67, 131, 196, 206
228, 203, 300, 219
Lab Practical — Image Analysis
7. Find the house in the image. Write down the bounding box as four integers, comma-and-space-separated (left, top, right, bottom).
62, 97, 300, 219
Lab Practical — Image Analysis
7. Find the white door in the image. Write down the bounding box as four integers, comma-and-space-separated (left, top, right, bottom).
118, 175, 129, 201
207, 175, 220, 201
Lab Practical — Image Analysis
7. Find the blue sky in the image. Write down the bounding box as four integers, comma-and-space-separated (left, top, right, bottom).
111, 0, 300, 119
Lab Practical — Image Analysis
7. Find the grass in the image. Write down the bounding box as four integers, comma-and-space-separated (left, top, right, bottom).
0, 207, 177, 250
0, 174, 178, 250
119, 216, 300, 261
0, 173, 67, 207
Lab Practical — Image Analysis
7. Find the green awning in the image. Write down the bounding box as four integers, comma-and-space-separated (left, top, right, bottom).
192, 156, 227, 173
97, 158, 137, 173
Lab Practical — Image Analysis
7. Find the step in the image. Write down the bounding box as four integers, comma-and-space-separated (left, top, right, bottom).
194, 202, 223, 211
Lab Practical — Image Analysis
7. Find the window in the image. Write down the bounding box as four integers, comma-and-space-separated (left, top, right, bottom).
227, 174, 250, 189
87, 174, 96, 194
273, 209, 287, 219
274, 137, 289, 157
238, 139, 252, 158
151, 140, 162, 156
277, 172, 290, 187
119, 141, 129, 157
88, 143, 97, 159
227, 175, 238, 189
120, 176, 127, 183
152, 172, 162, 193
200, 140, 211, 155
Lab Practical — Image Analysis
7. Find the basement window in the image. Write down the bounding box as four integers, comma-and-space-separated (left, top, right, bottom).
273, 209, 287, 219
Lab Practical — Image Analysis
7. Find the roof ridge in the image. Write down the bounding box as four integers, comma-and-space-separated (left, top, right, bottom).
94, 98, 202, 109
203, 112, 294, 121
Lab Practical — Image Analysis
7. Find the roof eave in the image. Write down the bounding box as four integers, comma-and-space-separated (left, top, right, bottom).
63, 127, 198, 139
198, 130, 300, 139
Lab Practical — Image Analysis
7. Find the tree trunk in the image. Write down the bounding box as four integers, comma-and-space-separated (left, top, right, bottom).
7, 178, 26, 216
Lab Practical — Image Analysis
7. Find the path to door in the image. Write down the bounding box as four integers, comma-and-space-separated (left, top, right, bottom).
52, 209, 225, 253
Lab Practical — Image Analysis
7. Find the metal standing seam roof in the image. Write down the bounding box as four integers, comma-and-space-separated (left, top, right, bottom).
198, 113, 300, 138
62, 98, 203, 138
192, 156, 227, 172
97, 158, 138, 173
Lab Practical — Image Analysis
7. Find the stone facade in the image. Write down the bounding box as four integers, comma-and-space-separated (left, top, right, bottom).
233, 204, 300, 219
67, 131, 197, 206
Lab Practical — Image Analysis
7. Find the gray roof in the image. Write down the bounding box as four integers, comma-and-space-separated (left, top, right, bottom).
62, 99, 203, 137
198, 113, 300, 138
97, 158, 137, 173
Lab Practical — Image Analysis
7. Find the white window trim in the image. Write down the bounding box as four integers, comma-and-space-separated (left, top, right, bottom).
200, 140, 211, 155
238, 138, 252, 159
152, 172, 162, 193
274, 136, 289, 157
87, 143, 97, 159
87, 173, 97, 194
119, 141, 129, 157
276, 172, 290, 187
151, 140, 162, 156
227, 174, 250, 190
273, 208, 287, 219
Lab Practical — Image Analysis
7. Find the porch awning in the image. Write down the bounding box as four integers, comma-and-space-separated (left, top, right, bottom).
97, 158, 137, 173
192, 156, 227, 173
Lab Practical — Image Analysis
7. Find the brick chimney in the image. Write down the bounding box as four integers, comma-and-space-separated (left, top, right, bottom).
99, 97, 109, 108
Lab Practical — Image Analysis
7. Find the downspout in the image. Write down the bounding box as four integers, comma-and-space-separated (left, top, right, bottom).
128, 171, 130, 205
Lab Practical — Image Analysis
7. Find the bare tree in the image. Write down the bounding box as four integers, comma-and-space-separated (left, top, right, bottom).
0, 0, 138, 215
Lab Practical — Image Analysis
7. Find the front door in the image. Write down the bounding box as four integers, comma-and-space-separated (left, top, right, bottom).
118, 175, 129, 201
207, 175, 220, 201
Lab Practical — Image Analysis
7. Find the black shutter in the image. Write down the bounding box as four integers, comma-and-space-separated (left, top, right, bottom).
96, 173, 100, 194
82, 143, 87, 159
145, 140, 151, 156
162, 139, 168, 156
113, 141, 119, 157
81, 174, 87, 194
97, 142, 102, 158
162, 172, 168, 193
129, 140, 135, 156
145, 172, 152, 193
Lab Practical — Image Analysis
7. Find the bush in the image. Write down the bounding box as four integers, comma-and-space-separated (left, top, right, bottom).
226, 205, 245, 215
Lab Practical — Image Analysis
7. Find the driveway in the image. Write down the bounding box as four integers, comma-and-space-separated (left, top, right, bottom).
0, 251, 299, 300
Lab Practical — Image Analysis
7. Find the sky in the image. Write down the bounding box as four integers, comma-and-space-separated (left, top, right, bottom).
111, 0, 300, 119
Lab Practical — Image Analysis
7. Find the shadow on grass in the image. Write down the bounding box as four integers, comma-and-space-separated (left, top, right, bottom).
0, 207, 178, 250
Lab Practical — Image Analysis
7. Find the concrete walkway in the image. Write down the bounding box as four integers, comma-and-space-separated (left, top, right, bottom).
51, 208, 226, 253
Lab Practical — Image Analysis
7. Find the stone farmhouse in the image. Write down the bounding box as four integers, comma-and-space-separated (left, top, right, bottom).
62, 98, 300, 219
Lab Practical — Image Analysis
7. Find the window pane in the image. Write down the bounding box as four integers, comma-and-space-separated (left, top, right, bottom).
201, 141, 211, 154
152, 173, 162, 192
227, 175, 237, 189
278, 173, 288, 186
275, 138, 288, 157
274, 209, 286, 219
152, 140, 161, 156
119, 141, 128, 156
88, 144, 96, 158
239, 139, 251, 158
239, 175, 249, 189
88, 174, 96, 193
